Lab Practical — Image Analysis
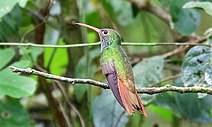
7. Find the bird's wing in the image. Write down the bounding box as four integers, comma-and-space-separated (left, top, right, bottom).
101, 57, 147, 116
118, 47, 147, 116
101, 58, 125, 109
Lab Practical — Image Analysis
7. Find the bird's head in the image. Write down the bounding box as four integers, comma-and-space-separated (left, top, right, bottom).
75, 23, 122, 52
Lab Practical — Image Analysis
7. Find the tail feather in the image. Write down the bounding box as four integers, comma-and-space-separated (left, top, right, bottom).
118, 79, 147, 116
135, 93, 147, 117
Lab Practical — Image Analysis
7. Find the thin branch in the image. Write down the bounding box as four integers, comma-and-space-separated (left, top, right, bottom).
162, 45, 187, 58
150, 73, 182, 86
54, 81, 85, 127
10, 66, 108, 89
0, 41, 210, 48
10, 66, 212, 95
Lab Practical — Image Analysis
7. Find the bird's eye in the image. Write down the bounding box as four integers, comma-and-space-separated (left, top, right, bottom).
102, 30, 108, 35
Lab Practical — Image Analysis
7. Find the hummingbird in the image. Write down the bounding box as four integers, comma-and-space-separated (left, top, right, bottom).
75, 23, 147, 116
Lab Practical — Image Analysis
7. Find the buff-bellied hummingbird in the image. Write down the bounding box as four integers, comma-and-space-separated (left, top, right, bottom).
75, 23, 147, 116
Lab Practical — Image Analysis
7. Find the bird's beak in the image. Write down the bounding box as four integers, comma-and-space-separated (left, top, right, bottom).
75, 23, 101, 33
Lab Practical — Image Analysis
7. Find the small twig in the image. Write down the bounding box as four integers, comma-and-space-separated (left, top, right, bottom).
54, 81, 85, 127
162, 46, 187, 58
150, 73, 182, 86
10, 66, 212, 95
115, 111, 126, 127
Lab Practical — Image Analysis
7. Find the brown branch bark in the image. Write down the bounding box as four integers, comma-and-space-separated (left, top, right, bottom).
10, 66, 212, 95
128, 0, 171, 25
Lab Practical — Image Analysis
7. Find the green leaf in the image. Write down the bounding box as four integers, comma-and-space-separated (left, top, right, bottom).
0, 60, 36, 99
175, 93, 212, 123
44, 40, 68, 75
133, 56, 164, 87
183, 1, 212, 16
0, 98, 33, 127
93, 90, 129, 127
170, 0, 200, 35
133, 56, 164, 105
0, 0, 28, 18
0, 47, 39, 99
0, 48, 15, 70
181, 46, 211, 87
0, 5, 32, 41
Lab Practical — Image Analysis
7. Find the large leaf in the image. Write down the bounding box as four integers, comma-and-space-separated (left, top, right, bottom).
183, 1, 212, 16
133, 56, 164, 87
181, 46, 211, 86
133, 56, 164, 105
0, 98, 33, 127
175, 93, 212, 123
0, 4, 32, 41
0, 60, 36, 99
0, 0, 28, 18
93, 90, 129, 127
170, 0, 200, 35
154, 78, 212, 123
0, 48, 15, 70
0, 48, 38, 99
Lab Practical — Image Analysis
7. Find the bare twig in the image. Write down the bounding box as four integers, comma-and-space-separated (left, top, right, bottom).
162, 46, 187, 58
10, 66, 212, 95
10, 66, 108, 89
54, 81, 85, 127
0, 41, 210, 48
150, 73, 182, 86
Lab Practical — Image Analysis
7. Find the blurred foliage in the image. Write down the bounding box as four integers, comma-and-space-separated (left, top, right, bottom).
170, 0, 201, 35
0, 0, 28, 18
0, 98, 33, 127
0, 0, 211, 127
183, 1, 212, 16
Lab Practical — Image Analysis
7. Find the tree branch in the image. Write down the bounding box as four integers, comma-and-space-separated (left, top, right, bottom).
10, 66, 212, 95
128, 0, 171, 25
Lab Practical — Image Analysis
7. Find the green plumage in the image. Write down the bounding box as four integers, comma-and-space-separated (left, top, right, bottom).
101, 46, 134, 82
